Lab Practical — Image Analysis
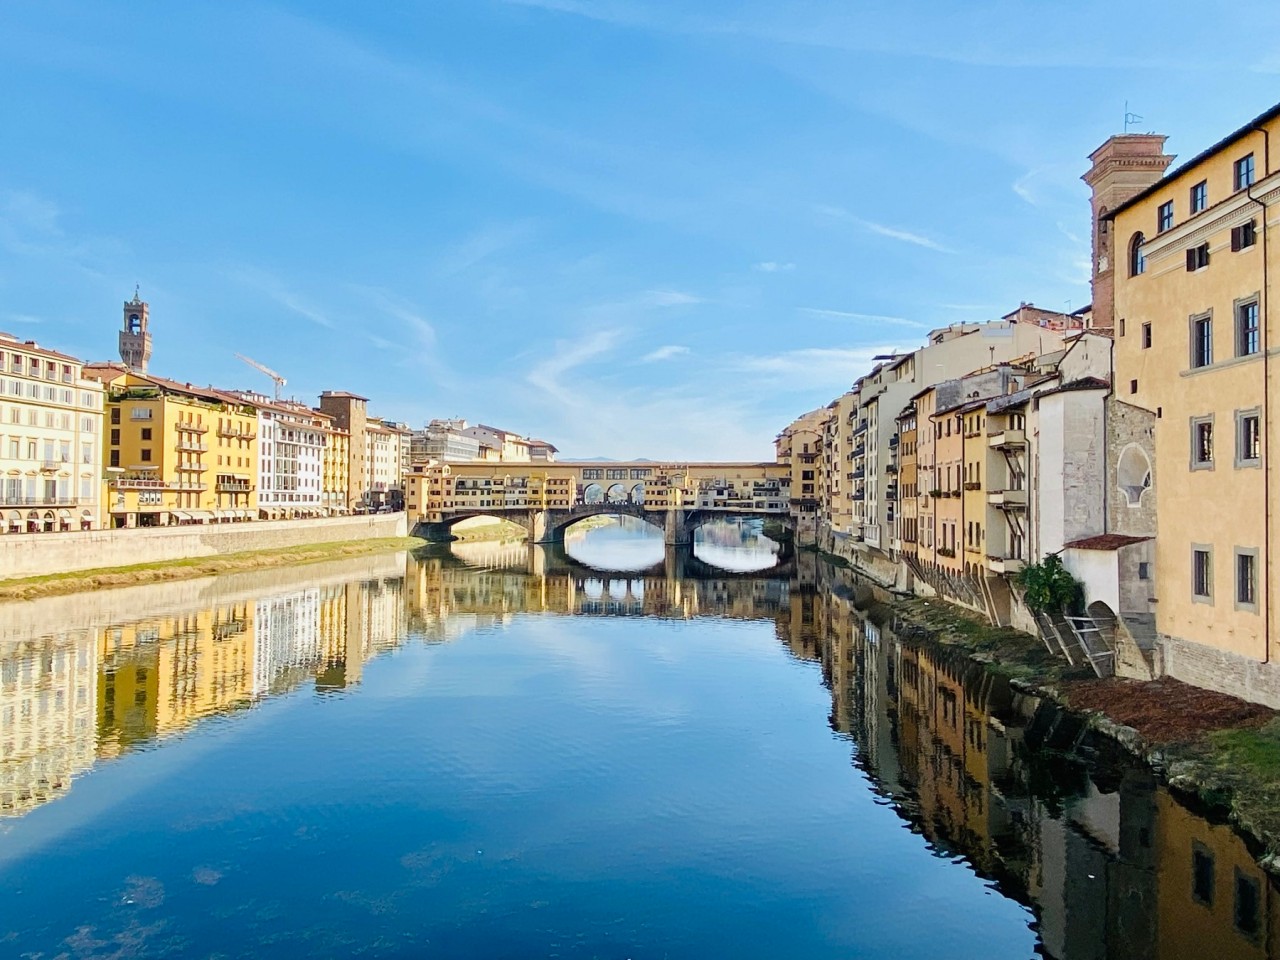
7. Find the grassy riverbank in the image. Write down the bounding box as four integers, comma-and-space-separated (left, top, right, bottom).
0, 536, 426, 603
867, 584, 1280, 870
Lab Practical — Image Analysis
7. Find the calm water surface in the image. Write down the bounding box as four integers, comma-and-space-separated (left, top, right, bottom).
0, 519, 1274, 958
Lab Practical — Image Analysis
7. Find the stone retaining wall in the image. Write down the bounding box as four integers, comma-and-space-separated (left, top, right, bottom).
0, 513, 407, 580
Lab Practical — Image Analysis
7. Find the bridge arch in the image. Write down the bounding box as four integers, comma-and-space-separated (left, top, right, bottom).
605, 483, 629, 504
583, 483, 605, 504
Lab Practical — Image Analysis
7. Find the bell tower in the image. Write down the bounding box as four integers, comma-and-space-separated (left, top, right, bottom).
120, 287, 151, 373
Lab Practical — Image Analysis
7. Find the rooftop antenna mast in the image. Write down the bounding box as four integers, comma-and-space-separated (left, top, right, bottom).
1124, 101, 1144, 133
235, 353, 287, 402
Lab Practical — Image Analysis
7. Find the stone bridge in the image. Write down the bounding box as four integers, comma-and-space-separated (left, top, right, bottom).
406, 459, 795, 546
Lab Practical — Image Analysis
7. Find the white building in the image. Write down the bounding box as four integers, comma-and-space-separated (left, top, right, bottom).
364, 419, 409, 510
230, 392, 326, 519
0, 332, 105, 533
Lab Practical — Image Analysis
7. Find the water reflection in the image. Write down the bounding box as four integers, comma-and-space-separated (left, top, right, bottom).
561, 515, 781, 573
0, 546, 1275, 958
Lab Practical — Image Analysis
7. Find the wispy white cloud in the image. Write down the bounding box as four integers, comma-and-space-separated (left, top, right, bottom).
641, 344, 689, 363
2, 312, 44, 326
527, 329, 625, 406
815, 204, 953, 253
435, 220, 536, 277
727, 345, 907, 387
799, 307, 928, 329
641, 289, 702, 307
230, 267, 335, 330
753, 261, 794, 273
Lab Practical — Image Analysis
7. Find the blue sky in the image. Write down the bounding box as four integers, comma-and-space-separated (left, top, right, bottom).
2, 1, 1278, 460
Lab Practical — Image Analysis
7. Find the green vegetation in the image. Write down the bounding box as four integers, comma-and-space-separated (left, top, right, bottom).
1017, 554, 1083, 615
0, 537, 426, 603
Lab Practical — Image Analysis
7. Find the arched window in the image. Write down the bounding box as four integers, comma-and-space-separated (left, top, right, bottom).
1129, 232, 1146, 277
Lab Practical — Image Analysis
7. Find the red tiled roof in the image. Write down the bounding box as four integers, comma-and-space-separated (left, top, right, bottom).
1064, 534, 1152, 551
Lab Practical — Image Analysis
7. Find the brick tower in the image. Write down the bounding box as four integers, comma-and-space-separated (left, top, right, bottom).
119, 288, 152, 373
1082, 135, 1174, 332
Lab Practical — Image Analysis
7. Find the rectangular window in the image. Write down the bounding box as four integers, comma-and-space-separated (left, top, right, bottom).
1236, 549, 1258, 611
1141, 322, 1152, 349
1119, 318, 1126, 337
1186, 242, 1210, 271
1190, 180, 1207, 213
1138, 561, 1151, 580
110, 407, 120, 424
1237, 300, 1260, 356
140, 449, 152, 462
1235, 153, 1256, 192
1158, 200, 1174, 233
1236, 871, 1261, 939
1193, 547, 1213, 602
1192, 844, 1215, 905
1238, 411, 1262, 466
109, 449, 120, 468
1232, 219, 1258, 251
141, 427, 153, 441
109, 429, 120, 445
1192, 315, 1213, 367
1192, 418, 1214, 468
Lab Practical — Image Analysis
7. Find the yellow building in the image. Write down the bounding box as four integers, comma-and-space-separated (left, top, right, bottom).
960, 402, 988, 576
83, 367, 259, 527
1100, 102, 1280, 703
776, 408, 827, 545
0, 332, 105, 533
319, 413, 351, 516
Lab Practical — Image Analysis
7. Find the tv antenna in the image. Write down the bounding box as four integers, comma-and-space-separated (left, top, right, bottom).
1124, 101, 1144, 133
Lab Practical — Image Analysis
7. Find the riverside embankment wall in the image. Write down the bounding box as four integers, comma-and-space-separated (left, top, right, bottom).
0, 513, 408, 580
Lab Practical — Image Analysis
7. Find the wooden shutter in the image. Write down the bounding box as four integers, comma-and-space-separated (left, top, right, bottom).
1187, 249, 1197, 271
1232, 226, 1242, 251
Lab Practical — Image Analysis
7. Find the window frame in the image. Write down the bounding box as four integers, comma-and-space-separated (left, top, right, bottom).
1190, 415, 1215, 471
1186, 242, 1210, 271
1235, 296, 1261, 357
1192, 545, 1214, 603
1157, 200, 1174, 233
1190, 311, 1213, 369
1235, 153, 1256, 192
1129, 232, 1146, 276
1190, 179, 1208, 213
1236, 408, 1262, 468
1235, 547, 1260, 613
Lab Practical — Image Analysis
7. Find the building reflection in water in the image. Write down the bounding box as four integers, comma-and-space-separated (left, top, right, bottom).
1, 542, 1278, 959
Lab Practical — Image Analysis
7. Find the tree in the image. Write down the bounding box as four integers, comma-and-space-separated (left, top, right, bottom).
1017, 554, 1083, 615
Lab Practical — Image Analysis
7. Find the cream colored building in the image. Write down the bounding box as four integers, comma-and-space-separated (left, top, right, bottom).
0, 332, 105, 533
1098, 102, 1280, 703
776, 407, 827, 545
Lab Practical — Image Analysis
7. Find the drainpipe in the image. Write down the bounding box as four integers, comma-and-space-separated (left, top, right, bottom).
1246, 124, 1271, 662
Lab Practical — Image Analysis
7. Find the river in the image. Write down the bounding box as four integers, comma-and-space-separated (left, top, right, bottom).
0, 518, 1274, 958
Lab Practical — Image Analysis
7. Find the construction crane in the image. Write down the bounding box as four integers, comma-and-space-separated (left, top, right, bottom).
235, 353, 287, 402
